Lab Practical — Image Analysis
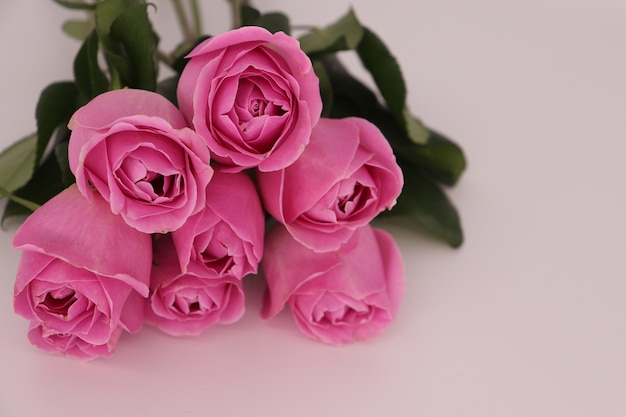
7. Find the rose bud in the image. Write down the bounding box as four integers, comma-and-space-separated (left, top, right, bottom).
261, 223, 405, 345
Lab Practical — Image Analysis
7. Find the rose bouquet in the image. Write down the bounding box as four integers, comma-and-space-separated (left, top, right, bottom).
0, 0, 466, 360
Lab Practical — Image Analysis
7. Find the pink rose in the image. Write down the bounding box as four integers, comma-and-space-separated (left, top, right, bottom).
261, 224, 405, 345
257, 117, 404, 252
146, 234, 245, 336
68, 88, 213, 234
177, 26, 322, 172
26, 321, 124, 361
171, 169, 264, 279
12, 186, 152, 360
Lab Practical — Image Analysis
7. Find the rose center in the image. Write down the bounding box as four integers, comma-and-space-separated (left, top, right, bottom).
336, 182, 373, 216
146, 171, 165, 195
200, 241, 235, 276
248, 98, 266, 117
171, 294, 215, 315
231, 79, 288, 139
41, 289, 77, 317
319, 305, 374, 325
118, 156, 179, 202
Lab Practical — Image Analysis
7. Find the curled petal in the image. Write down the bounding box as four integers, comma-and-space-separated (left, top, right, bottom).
177, 26, 321, 172
261, 224, 405, 344
11, 185, 151, 360
172, 169, 264, 279
146, 234, 245, 336
27, 321, 123, 361
12, 185, 152, 296
68, 89, 213, 234
258, 117, 404, 252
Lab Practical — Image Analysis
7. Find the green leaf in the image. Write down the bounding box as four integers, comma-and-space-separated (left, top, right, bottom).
103, 52, 129, 89
1, 198, 33, 227
403, 109, 430, 146
108, 4, 158, 90
356, 28, 404, 114
318, 54, 466, 185
1, 154, 66, 227
240, 6, 290, 35
240, 5, 261, 26
0, 186, 40, 213
0, 133, 37, 193
95, 0, 143, 35
62, 19, 93, 41
74, 29, 109, 101
96, 0, 157, 90
356, 27, 428, 145
156, 75, 180, 107
393, 130, 467, 186
170, 35, 210, 73
299, 9, 363, 55
35, 81, 79, 165
391, 165, 464, 247
53, 133, 75, 188
312, 59, 333, 117
254, 12, 290, 34
318, 54, 379, 118
53, 0, 97, 10
347, 100, 466, 186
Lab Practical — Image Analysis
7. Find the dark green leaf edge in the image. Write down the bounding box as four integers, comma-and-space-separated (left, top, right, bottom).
95, 0, 155, 90
240, 5, 290, 34
318, 54, 466, 186
62, 19, 93, 41
74, 29, 110, 102
389, 164, 464, 248
356, 26, 430, 145
35, 81, 79, 165
299, 8, 363, 56
1, 154, 66, 227
107, 3, 158, 91
0, 186, 40, 213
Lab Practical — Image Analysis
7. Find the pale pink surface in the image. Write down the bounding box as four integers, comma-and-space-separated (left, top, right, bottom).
171, 169, 264, 279
68, 89, 213, 234
258, 117, 403, 252
177, 26, 322, 172
261, 224, 405, 344
145, 234, 245, 336
12, 186, 152, 360
2, 1, 626, 416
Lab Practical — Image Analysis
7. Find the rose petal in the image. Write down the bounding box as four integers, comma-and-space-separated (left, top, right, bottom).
261, 224, 405, 344
12, 185, 152, 296
69, 89, 188, 132
146, 234, 245, 336
172, 170, 264, 279
258, 117, 404, 252
68, 90, 213, 234
27, 321, 122, 361
177, 26, 321, 172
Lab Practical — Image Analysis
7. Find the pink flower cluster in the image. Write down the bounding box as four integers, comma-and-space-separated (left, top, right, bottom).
12, 27, 405, 360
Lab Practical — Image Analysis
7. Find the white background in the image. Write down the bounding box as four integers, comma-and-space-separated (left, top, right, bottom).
1, 1, 625, 416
